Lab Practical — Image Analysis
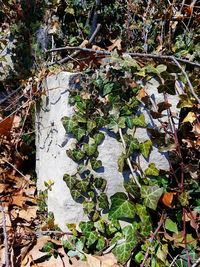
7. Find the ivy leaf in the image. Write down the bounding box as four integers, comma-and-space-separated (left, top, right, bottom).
132, 114, 147, 127
76, 180, 89, 192
145, 163, 159, 176
71, 189, 81, 201
177, 94, 194, 108
127, 138, 140, 156
156, 64, 167, 74
73, 127, 86, 141
140, 140, 152, 159
94, 177, 107, 191
125, 116, 134, 129
157, 101, 172, 113
117, 153, 127, 172
79, 221, 94, 237
96, 236, 105, 251
62, 116, 78, 133
112, 224, 138, 264
91, 159, 102, 170
83, 200, 95, 214
83, 143, 97, 156
95, 117, 107, 128
118, 117, 126, 129
98, 193, 109, 209
165, 218, 178, 234
94, 132, 105, 145
103, 82, 114, 96
158, 79, 176, 95
109, 192, 135, 220
67, 149, 85, 162
87, 120, 96, 134
86, 231, 98, 247
63, 174, 77, 189
141, 185, 163, 210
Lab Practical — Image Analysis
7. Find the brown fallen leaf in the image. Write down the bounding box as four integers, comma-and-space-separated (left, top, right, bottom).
107, 39, 122, 52
0, 115, 14, 136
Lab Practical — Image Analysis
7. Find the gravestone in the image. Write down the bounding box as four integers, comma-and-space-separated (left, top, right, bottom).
36, 71, 180, 230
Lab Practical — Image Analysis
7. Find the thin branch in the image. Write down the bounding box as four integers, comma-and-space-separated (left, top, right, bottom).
2, 158, 29, 182
119, 128, 141, 188
49, 47, 200, 104
52, 24, 101, 65
140, 212, 166, 267
192, 257, 200, 267
0, 204, 9, 267
0, 85, 22, 105
47, 47, 200, 68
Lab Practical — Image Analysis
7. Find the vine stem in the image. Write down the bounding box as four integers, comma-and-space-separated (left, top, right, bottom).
192, 257, 200, 267
0, 204, 9, 267
118, 128, 141, 188
140, 212, 166, 267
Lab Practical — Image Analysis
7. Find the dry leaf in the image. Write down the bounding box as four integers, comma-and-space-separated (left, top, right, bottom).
108, 39, 122, 52
0, 116, 14, 136
137, 88, 147, 100
160, 192, 176, 208
87, 254, 101, 267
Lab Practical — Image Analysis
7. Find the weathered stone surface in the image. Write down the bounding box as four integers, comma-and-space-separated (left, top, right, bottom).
36, 72, 179, 230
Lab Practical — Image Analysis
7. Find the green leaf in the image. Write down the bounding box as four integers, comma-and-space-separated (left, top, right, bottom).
118, 117, 126, 129
117, 153, 127, 172
42, 241, 54, 252
91, 159, 102, 170
177, 94, 194, 108
62, 116, 78, 133
107, 220, 121, 235
96, 236, 105, 251
127, 138, 140, 156
67, 149, 85, 162
112, 224, 137, 264
83, 200, 95, 214
109, 192, 135, 220
125, 116, 134, 129
132, 114, 147, 127
71, 189, 81, 201
83, 143, 97, 156
94, 177, 107, 191
87, 120, 96, 134
140, 140, 152, 159
79, 221, 94, 236
165, 218, 178, 234
103, 83, 114, 96
145, 163, 159, 176
76, 180, 89, 192
94, 132, 105, 145
63, 174, 77, 189
86, 231, 98, 247
98, 193, 109, 209
141, 185, 163, 210
156, 64, 167, 74
73, 128, 86, 141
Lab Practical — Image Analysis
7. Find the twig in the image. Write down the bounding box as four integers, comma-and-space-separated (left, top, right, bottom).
53, 24, 101, 65
192, 257, 200, 267
169, 254, 179, 267
0, 204, 9, 267
140, 212, 166, 267
2, 158, 29, 182
36, 230, 73, 237
119, 128, 141, 188
0, 85, 22, 105
47, 47, 200, 103
47, 47, 200, 68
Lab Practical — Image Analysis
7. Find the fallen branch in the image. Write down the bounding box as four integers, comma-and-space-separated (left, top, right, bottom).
0, 204, 9, 267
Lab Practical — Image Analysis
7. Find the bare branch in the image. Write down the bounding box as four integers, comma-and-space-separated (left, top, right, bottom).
0, 204, 9, 267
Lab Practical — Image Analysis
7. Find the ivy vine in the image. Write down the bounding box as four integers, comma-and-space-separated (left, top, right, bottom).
61, 53, 199, 265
